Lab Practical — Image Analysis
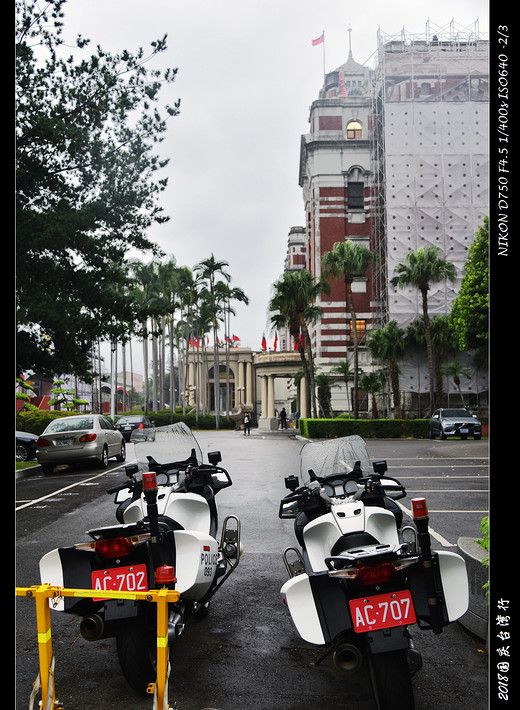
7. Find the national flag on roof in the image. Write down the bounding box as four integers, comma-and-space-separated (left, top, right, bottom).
312, 32, 324, 46
273, 332, 278, 352
232, 334, 240, 341
261, 333, 267, 351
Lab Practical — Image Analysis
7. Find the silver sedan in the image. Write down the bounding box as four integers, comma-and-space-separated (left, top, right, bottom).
36, 414, 126, 474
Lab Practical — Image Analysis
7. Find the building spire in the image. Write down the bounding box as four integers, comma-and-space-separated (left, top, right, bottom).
348, 25, 352, 58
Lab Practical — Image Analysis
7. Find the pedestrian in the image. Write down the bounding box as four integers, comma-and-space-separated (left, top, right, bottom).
294, 411, 300, 428
243, 413, 251, 436
280, 407, 287, 429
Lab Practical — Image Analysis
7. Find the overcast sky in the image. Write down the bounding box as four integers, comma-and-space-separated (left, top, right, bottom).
59, 0, 489, 376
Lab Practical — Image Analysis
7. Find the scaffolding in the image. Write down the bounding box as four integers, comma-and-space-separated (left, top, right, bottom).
370, 20, 489, 332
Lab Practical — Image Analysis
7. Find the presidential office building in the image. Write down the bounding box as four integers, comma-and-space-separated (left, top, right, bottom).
292, 20, 489, 417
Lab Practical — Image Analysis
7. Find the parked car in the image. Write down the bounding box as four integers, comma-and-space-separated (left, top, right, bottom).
428, 408, 482, 440
16, 431, 38, 463
36, 414, 126, 474
115, 415, 154, 441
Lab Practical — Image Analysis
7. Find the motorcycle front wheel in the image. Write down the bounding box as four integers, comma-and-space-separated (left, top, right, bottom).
366, 648, 415, 710
116, 616, 165, 695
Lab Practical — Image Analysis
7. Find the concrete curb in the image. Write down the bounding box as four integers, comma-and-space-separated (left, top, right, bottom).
457, 536, 488, 641
15, 464, 41, 480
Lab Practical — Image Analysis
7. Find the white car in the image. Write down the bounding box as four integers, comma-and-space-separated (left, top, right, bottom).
36, 414, 126, 474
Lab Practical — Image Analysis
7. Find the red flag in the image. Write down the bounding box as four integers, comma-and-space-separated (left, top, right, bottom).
261, 333, 267, 351
312, 32, 324, 46
232, 333, 240, 341
273, 332, 278, 352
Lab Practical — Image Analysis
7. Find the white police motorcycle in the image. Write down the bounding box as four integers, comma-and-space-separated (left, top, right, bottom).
39, 423, 242, 695
279, 435, 469, 710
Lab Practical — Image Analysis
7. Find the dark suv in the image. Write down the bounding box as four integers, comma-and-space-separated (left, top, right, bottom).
428, 408, 482, 440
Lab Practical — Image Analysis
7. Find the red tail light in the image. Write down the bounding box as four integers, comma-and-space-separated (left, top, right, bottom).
95, 537, 134, 558
138, 423, 144, 429
36, 438, 50, 447
356, 561, 395, 585
79, 433, 97, 443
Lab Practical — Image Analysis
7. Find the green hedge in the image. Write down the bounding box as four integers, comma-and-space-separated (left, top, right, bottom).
16, 409, 236, 435
298, 418, 429, 439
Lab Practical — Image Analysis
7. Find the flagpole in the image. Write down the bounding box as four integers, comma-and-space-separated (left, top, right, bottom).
322, 30, 325, 78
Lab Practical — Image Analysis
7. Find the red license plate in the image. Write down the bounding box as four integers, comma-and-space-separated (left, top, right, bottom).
349, 590, 416, 633
92, 564, 148, 601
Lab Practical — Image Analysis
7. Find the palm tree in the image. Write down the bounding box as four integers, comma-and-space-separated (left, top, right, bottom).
331, 359, 353, 415
156, 258, 180, 416
176, 267, 197, 414
194, 255, 231, 428
367, 320, 406, 418
270, 271, 322, 418
390, 246, 456, 415
269, 269, 323, 418
130, 260, 162, 414
315, 371, 336, 418
214, 282, 249, 417
359, 371, 383, 419
440, 361, 472, 408
407, 315, 458, 410
321, 240, 377, 418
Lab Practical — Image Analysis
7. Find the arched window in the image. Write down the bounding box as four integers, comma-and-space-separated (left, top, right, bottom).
346, 120, 362, 139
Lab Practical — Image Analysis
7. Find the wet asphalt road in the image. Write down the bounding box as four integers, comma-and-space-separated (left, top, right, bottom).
15, 431, 489, 710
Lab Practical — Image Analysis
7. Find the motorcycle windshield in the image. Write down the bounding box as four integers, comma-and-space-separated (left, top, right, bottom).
130, 422, 203, 469
299, 434, 372, 481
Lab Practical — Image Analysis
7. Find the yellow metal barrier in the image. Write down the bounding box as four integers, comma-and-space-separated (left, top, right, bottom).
16, 584, 180, 710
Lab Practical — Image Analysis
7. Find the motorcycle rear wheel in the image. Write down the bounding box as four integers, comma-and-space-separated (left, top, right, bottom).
116, 616, 164, 695
366, 649, 415, 710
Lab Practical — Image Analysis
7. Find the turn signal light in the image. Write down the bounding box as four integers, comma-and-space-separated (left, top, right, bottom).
79, 433, 97, 443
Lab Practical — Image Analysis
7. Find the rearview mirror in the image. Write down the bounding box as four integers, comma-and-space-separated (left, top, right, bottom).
208, 451, 222, 465
285, 475, 299, 491
373, 460, 388, 475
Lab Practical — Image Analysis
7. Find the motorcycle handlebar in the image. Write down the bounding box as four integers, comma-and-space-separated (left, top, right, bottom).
106, 482, 132, 495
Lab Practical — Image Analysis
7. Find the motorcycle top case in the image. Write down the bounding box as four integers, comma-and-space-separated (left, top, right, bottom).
39, 528, 219, 612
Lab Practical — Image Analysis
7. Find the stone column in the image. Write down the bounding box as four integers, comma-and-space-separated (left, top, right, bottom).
261, 375, 268, 419
245, 362, 253, 405
267, 375, 275, 418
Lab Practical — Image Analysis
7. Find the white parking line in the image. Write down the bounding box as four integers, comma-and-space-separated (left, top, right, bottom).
396, 501, 489, 546
15, 462, 133, 511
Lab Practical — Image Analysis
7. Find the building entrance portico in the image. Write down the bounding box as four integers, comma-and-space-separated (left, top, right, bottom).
253, 351, 307, 431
